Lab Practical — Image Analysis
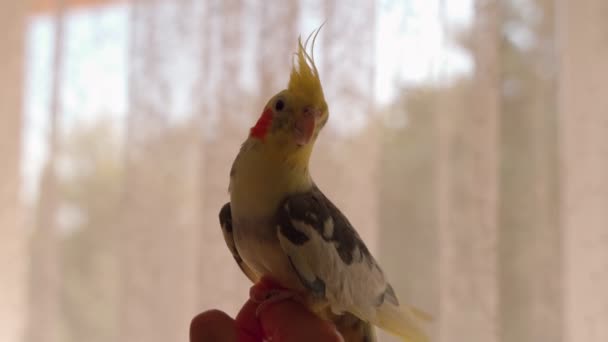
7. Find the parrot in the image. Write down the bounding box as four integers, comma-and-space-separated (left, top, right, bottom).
219, 28, 430, 342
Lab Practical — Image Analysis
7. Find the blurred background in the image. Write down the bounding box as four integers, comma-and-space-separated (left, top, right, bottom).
1, 0, 607, 341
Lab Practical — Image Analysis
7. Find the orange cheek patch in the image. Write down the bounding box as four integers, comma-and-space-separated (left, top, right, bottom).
250, 108, 274, 140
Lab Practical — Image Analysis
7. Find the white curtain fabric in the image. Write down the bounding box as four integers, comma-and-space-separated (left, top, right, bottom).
0, 2, 28, 342
2, 0, 608, 342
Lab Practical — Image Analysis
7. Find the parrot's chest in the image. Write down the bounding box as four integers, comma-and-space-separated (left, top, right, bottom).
228, 175, 298, 289
228, 143, 313, 289
231, 215, 303, 291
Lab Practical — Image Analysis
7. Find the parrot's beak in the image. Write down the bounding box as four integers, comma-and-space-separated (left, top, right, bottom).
294, 107, 321, 146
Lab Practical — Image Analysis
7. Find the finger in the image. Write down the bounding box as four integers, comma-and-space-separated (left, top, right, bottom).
190, 310, 236, 342
243, 277, 342, 342
259, 300, 343, 342
235, 299, 265, 342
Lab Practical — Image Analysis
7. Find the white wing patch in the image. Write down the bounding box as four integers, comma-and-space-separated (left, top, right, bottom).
322, 217, 334, 239
277, 214, 388, 320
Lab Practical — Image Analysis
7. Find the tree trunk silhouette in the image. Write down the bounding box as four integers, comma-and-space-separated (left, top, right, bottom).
437, 1, 500, 341
26, 2, 65, 342
196, 0, 252, 315
498, 0, 563, 341
119, 1, 204, 341
378, 87, 440, 342
317, 0, 378, 248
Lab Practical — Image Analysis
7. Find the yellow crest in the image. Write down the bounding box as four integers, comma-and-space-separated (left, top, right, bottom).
288, 27, 327, 111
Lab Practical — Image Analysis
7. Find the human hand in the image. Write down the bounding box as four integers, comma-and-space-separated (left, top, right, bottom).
190, 279, 342, 342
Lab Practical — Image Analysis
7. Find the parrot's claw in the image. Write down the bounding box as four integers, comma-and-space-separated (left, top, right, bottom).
249, 277, 297, 317
253, 288, 296, 317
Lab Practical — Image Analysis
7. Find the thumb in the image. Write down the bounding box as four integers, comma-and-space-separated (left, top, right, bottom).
259, 299, 343, 342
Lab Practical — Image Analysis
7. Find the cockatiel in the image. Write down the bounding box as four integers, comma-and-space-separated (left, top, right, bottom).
219, 30, 429, 342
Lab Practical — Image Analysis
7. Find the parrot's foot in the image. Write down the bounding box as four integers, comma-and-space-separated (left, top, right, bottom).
250, 277, 297, 317
254, 289, 296, 317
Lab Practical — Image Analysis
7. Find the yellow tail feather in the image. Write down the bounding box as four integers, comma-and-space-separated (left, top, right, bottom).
375, 303, 431, 342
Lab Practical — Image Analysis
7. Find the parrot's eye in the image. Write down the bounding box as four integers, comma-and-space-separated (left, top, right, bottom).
275, 99, 285, 111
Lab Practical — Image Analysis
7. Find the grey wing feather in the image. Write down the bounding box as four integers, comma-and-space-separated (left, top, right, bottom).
276, 187, 397, 318
219, 202, 258, 283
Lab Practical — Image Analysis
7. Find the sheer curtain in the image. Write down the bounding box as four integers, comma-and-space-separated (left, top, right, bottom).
0, 3, 28, 342
2, 0, 608, 342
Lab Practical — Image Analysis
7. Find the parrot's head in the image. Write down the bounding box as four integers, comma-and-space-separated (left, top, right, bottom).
249, 33, 328, 160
